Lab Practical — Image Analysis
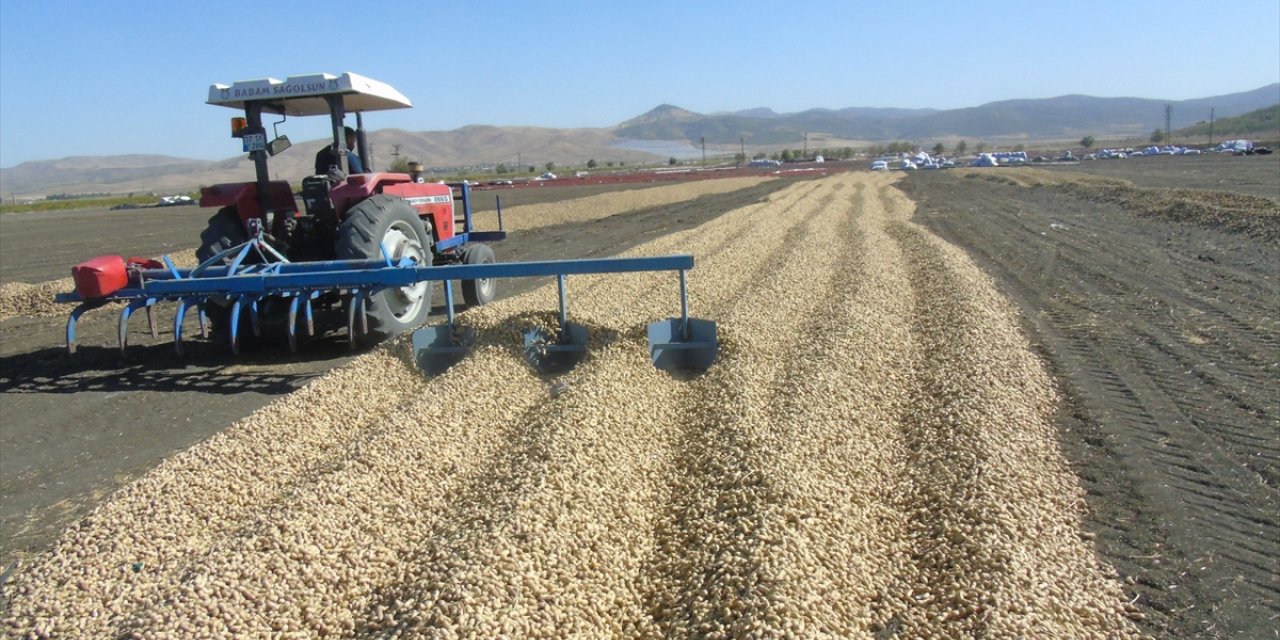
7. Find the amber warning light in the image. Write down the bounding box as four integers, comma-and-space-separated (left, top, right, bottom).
230, 117, 248, 138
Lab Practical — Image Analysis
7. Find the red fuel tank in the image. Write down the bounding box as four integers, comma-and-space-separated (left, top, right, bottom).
72, 255, 128, 298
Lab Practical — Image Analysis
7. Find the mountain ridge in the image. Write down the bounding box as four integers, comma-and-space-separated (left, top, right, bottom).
3, 84, 1276, 197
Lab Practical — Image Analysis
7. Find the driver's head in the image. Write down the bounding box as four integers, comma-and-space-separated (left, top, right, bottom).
344, 126, 357, 150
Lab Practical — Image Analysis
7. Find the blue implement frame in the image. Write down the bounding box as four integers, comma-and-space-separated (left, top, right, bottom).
56, 253, 718, 372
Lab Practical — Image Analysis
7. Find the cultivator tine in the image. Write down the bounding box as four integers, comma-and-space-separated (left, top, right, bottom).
248, 298, 262, 338
177, 297, 211, 351
647, 271, 718, 372
286, 294, 318, 353
229, 298, 244, 355
65, 301, 103, 354
146, 304, 158, 339
347, 290, 368, 348
522, 275, 588, 374
118, 298, 156, 355
287, 297, 301, 352
174, 298, 190, 355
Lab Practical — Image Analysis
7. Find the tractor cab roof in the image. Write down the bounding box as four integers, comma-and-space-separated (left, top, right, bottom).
207, 72, 411, 116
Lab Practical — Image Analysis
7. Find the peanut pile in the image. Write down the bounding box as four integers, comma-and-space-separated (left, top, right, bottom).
3, 172, 1141, 638
0, 250, 198, 320
470, 176, 773, 232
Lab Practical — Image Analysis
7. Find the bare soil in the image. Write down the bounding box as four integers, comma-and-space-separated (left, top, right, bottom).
897, 158, 1279, 639
1041, 152, 1280, 199
0, 178, 796, 574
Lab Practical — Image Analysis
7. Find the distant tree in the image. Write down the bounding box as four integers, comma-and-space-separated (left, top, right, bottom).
780, 149, 793, 162
734, 152, 746, 165
1014, 144, 1026, 152
528, 165, 535, 173
956, 140, 968, 155
1080, 135, 1095, 149
668, 157, 678, 165
545, 161, 556, 172
753, 152, 767, 160
975, 142, 987, 154
496, 163, 509, 174
932, 142, 945, 155
586, 158, 598, 169
389, 157, 412, 173
1150, 128, 1165, 143
618, 161, 626, 167
841, 146, 854, 159
606, 160, 615, 167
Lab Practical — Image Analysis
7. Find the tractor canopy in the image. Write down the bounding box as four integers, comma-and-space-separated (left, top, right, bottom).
207, 72, 412, 115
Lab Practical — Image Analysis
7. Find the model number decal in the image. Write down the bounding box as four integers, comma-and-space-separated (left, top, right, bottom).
404, 195, 452, 206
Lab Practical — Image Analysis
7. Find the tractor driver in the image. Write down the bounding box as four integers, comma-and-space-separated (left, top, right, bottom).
315, 126, 365, 176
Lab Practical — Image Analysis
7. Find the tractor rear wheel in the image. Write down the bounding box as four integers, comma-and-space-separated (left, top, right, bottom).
460, 243, 497, 307
195, 207, 250, 342
196, 206, 247, 264
195, 207, 289, 347
336, 195, 433, 340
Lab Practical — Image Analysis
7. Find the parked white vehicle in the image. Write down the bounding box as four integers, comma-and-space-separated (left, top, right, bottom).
870, 160, 889, 171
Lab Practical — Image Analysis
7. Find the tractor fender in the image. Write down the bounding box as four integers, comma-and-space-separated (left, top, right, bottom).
332, 174, 456, 244
200, 181, 297, 223
382, 181, 455, 243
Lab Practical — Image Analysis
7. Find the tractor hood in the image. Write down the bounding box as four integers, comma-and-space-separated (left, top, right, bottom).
207, 72, 412, 115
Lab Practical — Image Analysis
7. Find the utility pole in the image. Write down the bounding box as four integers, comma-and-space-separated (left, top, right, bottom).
700, 136, 706, 167
740, 136, 745, 167
1164, 104, 1172, 142
391, 144, 401, 159
803, 132, 808, 158
1208, 108, 1215, 146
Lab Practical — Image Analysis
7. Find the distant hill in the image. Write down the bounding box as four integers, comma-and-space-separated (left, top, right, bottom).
0, 128, 662, 198
615, 84, 1280, 145
3, 84, 1276, 197
1175, 104, 1280, 137
0, 155, 224, 195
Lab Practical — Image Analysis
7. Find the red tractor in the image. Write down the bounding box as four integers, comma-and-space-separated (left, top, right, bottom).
197, 72, 503, 343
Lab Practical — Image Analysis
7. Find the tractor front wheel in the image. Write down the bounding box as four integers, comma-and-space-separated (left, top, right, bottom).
460, 243, 497, 307
336, 195, 433, 341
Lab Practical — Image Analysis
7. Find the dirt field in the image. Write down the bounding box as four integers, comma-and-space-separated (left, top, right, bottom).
1039, 152, 1280, 199
0, 158, 1276, 638
898, 156, 1278, 639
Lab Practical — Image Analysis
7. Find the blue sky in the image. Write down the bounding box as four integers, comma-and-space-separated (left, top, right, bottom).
1, 0, 1277, 168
